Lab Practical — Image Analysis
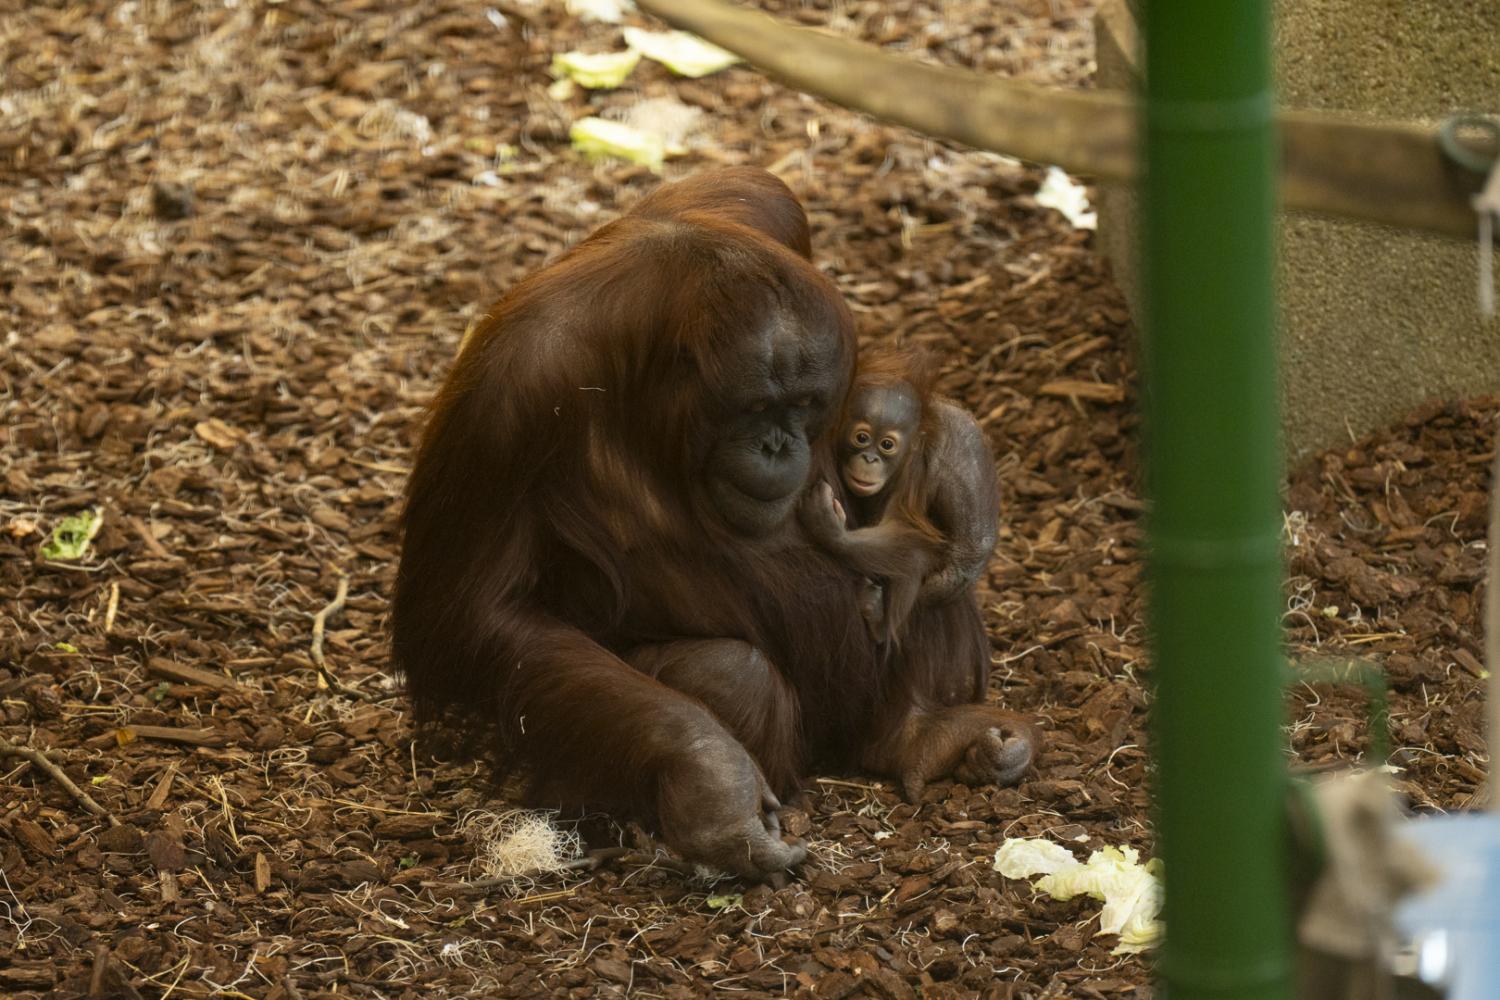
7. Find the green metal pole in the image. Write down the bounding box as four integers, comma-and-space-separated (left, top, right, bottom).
1139, 1, 1292, 998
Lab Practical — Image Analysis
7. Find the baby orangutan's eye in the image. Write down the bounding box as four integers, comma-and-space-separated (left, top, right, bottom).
853, 430, 871, 446
879, 437, 898, 454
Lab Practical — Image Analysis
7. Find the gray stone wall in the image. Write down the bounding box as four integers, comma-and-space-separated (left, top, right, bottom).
1095, 0, 1500, 460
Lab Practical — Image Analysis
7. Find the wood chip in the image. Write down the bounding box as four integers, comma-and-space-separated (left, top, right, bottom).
145, 764, 177, 811
193, 418, 244, 451
147, 831, 189, 873
1037, 379, 1125, 403
254, 851, 272, 893
12, 817, 58, 856
127, 516, 176, 560
1452, 647, 1486, 679
1053, 334, 1113, 366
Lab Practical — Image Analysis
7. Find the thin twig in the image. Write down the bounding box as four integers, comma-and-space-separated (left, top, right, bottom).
309, 573, 378, 702
813, 902, 935, 939
814, 777, 886, 792
310, 573, 348, 675
557, 845, 632, 873
0, 736, 120, 826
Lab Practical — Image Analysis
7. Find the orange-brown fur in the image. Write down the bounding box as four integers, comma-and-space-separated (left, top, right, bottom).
848, 345, 944, 542
392, 168, 1025, 837
828, 346, 951, 643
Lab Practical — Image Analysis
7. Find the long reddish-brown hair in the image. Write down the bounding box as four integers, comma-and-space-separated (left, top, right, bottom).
395, 182, 862, 799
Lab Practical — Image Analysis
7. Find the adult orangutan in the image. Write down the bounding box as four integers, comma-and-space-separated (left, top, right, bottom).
392, 167, 1037, 881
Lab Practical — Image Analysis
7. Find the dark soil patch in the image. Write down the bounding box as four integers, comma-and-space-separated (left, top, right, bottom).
0, 1, 1487, 998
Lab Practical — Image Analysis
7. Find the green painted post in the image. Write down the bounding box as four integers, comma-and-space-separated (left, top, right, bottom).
1139, 1, 1293, 998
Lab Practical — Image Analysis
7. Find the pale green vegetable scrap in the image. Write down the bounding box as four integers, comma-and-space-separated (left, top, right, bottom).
40, 508, 103, 562
994, 838, 1164, 955
569, 117, 667, 172
623, 27, 740, 78
993, 837, 1081, 879
550, 49, 642, 90
1116, 917, 1165, 955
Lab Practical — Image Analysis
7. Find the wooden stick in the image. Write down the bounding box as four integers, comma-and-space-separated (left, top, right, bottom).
146, 657, 240, 691
117, 725, 227, 748
635, 0, 1492, 238
1095, 0, 1493, 242
642, 0, 1132, 177
0, 736, 120, 826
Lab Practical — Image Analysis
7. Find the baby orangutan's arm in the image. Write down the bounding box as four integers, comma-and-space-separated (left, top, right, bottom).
801, 482, 940, 642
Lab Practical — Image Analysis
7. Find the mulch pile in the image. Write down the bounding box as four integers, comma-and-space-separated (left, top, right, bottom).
0, 1, 1489, 997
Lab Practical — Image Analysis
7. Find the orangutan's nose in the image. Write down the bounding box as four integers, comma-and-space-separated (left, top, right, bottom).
761, 427, 790, 457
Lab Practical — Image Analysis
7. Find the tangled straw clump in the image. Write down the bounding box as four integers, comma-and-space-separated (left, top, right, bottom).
457, 808, 583, 879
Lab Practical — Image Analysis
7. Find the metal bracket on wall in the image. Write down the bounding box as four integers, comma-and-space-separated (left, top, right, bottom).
1439, 115, 1500, 315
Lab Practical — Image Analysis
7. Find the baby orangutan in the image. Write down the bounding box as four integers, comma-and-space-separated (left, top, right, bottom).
802, 348, 1000, 644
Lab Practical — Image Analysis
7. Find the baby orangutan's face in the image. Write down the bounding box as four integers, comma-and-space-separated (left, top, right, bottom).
840, 382, 920, 497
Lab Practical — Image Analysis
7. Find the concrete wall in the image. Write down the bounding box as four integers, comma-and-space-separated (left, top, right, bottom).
1095, 0, 1500, 460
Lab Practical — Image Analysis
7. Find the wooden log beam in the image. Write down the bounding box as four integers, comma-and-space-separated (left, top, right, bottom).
636, 0, 1492, 239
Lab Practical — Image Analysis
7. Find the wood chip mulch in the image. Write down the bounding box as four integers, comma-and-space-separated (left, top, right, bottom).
1, 1, 1487, 997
